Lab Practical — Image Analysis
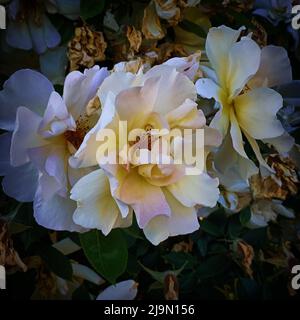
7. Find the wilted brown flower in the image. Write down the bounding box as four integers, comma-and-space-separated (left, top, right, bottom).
155, 42, 187, 63
154, 0, 201, 26
250, 19, 268, 47
35, 263, 58, 299
219, 189, 252, 213
164, 273, 179, 300
250, 154, 299, 201
155, 0, 181, 26
0, 220, 27, 272
126, 26, 143, 53
236, 240, 254, 278
68, 25, 107, 71
142, 1, 165, 40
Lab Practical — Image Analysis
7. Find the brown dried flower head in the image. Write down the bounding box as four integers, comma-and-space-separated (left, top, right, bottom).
156, 42, 187, 63
250, 19, 268, 48
0, 220, 27, 272
142, 1, 165, 40
164, 273, 179, 300
68, 25, 107, 71
236, 240, 254, 278
250, 154, 299, 201
126, 26, 143, 53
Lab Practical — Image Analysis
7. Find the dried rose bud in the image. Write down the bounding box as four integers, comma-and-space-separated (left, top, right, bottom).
68, 25, 107, 71
126, 26, 143, 53
234, 240, 255, 278
250, 154, 299, 201
0, 220, 27, 272
164, 273, 179, 300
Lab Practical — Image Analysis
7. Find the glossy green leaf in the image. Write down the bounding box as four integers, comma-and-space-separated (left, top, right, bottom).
80, 229, 128, 283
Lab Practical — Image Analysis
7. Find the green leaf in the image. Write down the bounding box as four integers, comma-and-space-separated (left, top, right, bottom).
139, 261, 187, 283
178, 19, 207, 38
80, 229, 128, 283
239, 208, 251, 226
197, 237, 208, 257
201, 209, 227, 237
163, 252, 197, 270
201, 219, 224, 237
80, 0, 105, 20
37, 246, 73, 281
197, 255, 231, 281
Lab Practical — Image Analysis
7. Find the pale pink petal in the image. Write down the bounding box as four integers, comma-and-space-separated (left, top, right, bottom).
166, 98, 206, 129
34, 187, 84, 232
144, 65, 197, 115
0, 69, 53, 131
235, 88, 284, 140
71, 169, 126, 235
143, 190, 199, 245
227, 37, 261, 98
117, 171, 171, 228
69, 92, 116, 169
206, 25, 245, 86
38, 91, 75, 138
167, 172, 219, 208
63, 66, 109, 120
10, 107, 47, 167
249, 45, 292, 88
2, 162, 39, 202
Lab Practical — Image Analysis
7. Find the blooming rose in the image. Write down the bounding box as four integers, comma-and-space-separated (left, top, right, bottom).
70, 64, 221, 245
0, 66, 108, 231
196, 25, 294, 181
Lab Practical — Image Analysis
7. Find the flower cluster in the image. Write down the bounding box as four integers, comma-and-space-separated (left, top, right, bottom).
0, 23, 296, 249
